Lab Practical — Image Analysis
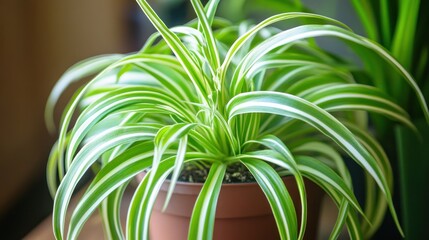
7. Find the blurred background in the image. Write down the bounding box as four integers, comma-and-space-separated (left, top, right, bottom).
1, 0, 426, 239
1, 0, 130, 238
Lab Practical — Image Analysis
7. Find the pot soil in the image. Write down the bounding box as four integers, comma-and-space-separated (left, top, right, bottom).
146, 177, 324, 240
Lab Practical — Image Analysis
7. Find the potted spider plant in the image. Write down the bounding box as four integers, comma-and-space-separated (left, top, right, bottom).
46, 0, 429, 239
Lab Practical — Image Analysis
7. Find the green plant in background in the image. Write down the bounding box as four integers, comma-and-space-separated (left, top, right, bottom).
350, 2, 429, 238
46, 0, 428, 239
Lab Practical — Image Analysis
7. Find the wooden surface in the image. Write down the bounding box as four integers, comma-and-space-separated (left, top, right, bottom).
26, 188, 344, 240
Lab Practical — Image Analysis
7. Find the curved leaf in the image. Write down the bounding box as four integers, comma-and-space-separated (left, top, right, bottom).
191, 0, 220, 70
54, 53, 185, 183
188, 162, 226, 240
226, 91, 400, 233
135, 0, 212, 103
53, 125, 157, 239
220, 13, 348, 83
150, 123, 196, 211
246, 135, 307, 240
45, 54, 124, 132
306, 84, 415, 130
65, 86, 194, 169
99, 182, 128, 240
127, 158, 174, 240
241, 158, 297, 240
231, 24, 428, 123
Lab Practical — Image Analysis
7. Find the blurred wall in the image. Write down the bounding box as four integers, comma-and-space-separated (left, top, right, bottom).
0, 0, 129, 218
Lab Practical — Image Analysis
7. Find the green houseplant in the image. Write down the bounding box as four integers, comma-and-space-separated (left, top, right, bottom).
46, 0, 429, 239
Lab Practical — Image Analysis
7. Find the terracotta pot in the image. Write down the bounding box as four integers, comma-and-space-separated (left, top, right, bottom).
147, 177, 324, 240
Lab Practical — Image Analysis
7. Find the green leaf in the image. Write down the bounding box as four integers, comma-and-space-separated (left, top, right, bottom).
99, 182, 128, 240
241, 158, 297, 240
379, 0, 391, 48
66, 142, 155, 240
230, 24, 429, 124
191, 0, 220, 70
188, 162, 226, 240
293, 156, 364, 240
135, 0, 212, 104
242, 53, 350, 94
226, 91, 399, 231
45, 54, 124, 132
131, 61, 196, 103
246, 135, 307, 240
127, 157, 175, 240
53, 125, 157, 239
65, 86, 194, 169
220, 12, 348, 84
294, 156, 363, 216
292, 141, 352, 187
150, 124, 196, 183
270, 66, 351, 93
305, 84, 416, 131
100, 183, 128, 239
161, 135, 191, 211
54, 53, 182, 184
227, 91, 384, 188
126, 153, 215, 240
391, 0, 420, 70
344, 122, 393, 238
46, 135, 70, 197
329, 199, 349, 240
203, 0, 220, 26
350, 0, 379, 41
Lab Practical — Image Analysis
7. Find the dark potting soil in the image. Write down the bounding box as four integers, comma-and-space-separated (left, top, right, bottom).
177, 162, 256, 183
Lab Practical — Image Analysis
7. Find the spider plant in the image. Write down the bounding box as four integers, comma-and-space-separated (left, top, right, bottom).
46, 0, 429, 239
